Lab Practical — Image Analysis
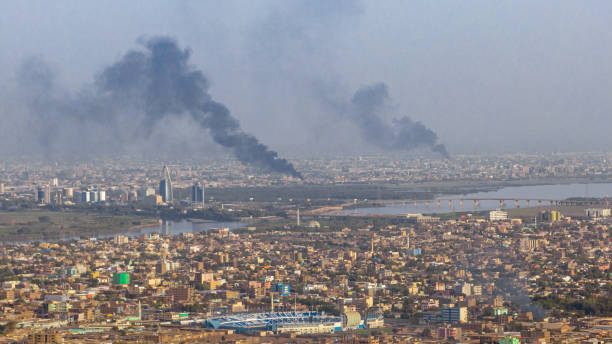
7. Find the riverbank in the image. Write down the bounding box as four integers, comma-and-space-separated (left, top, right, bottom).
201, 177, 612, 202
0, 210, 158, 243
393, 176, 612, 198
335, 182, 612, 216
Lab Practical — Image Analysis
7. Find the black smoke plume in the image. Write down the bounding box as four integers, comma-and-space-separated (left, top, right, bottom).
498, 277, 546, 320
17, 36, 302, 178
350, 83, 449, 157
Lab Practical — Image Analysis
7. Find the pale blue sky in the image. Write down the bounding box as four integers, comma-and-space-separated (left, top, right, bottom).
1, 1, 611, 156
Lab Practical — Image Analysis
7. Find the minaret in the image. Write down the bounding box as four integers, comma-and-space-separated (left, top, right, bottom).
271, 292, 274, 312
138, 300, 142, 321
371, 234, 374, 254
202, 183, 205, 207
296, 208, 300, 226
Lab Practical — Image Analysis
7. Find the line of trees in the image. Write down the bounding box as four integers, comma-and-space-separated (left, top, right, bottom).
533, 295, 612, 316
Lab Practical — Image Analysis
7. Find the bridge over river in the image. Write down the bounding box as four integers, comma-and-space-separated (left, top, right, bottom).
378, 198, 607, 210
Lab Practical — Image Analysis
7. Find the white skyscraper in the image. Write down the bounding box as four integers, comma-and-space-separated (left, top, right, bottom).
159, 165, 173, 203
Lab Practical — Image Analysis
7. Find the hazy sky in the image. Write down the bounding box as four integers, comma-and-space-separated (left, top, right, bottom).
1, 1, 612, 158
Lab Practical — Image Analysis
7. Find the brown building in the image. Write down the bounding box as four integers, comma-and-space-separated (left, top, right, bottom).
168, 286, 194, 302
27, 331, 63, 344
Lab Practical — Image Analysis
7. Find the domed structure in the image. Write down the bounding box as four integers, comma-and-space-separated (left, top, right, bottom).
306, 220, 321, 228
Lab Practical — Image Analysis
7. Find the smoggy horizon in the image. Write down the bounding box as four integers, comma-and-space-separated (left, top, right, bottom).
2, 1, 612, 167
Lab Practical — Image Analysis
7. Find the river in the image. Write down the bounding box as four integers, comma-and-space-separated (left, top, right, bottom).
110, 219, 245, 238
342, 182, 612, 215
15, 220, 246, 244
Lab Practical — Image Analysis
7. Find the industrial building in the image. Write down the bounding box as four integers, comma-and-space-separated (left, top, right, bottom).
80, 189, 106, 204
36, 185, 51, 204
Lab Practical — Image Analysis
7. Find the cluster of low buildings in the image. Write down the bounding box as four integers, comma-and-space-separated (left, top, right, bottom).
0, 206, 608, 343
0, 154, 610, 342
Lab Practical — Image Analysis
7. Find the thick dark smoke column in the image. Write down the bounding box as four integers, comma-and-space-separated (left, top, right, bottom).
16, 36, 301, 177
498, 277, 546, 320
97, 37, 301, 178
350, 83, 449, 157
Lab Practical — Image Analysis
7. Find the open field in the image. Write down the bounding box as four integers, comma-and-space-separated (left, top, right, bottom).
0, 210, 157, 242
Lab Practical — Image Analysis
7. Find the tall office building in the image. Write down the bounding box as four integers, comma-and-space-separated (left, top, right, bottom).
191, 182, 204, 206
441, 307, 468, 323
159, 165, 173, 203
159, 180, 168, 203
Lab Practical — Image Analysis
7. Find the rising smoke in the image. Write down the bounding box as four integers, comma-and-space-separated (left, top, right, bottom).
245, 1, 448, 157
498, 277, 547, 320
349, 83, 449, 157
16, 36, 302, 178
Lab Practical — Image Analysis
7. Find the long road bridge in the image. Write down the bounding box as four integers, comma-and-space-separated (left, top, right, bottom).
378, 198, 607, 209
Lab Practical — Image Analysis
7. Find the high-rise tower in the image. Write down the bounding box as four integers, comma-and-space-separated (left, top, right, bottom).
159, 165, 173, 203
191, 181, 205, 207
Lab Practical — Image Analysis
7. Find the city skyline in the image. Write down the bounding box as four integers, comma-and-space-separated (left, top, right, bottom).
0, 1, 610, 343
